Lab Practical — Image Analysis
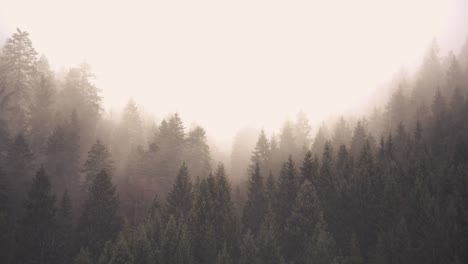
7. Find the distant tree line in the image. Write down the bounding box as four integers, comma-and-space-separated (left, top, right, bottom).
1, 29, 468, 264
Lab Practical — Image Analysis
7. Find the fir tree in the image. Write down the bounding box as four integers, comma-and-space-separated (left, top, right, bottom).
77, 170, 121, 258
82, 140, 114, 190
0, 28, 38, 132
242, 161, 266, 235
166, 163, 193, 220
73, 248, 92, 264
274, 156, 298, 229
284, 180, 322, 263
15, 167, 57, 264
109, 233, 134, 264
239, 231, 259, 264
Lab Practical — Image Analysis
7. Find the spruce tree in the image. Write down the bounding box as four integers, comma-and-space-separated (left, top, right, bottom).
77, 170, 121, 258
239, 231, 259, 264
0, 28, 38, 132
109, 233, 134, 264
185, 126, 211, 178
5, 133, 34, 212
82, 140, 114, 190
15, 167, 57, 264
166, 163, 193, 220
284, 180, 322, 263
242, 161, 266, 235
57, 190, 73, 264
257, 209, 283, 264
73, 248, 92, 264
274, 156, 298, 229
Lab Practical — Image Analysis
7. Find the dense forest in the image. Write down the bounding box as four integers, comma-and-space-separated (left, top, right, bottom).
1, 28, 468, 264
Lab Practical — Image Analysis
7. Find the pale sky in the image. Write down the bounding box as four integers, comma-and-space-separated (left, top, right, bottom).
0, 0, 467, 146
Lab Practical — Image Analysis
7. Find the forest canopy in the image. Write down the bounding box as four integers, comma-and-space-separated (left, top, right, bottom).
0, 28, 468, 264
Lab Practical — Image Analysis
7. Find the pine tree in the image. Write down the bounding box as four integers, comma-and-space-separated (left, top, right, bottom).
242, 161, 266, 235
5, 133, 34, 212
308, 212, 337, 264
160, 216, 179, 264
279, 121, 296, 159
274, 156, 298, 229
145, 195, 163, 253
264, 171, 276, 209
185, 126, 211, 178
97, 241, 113, 264
332, 117, 352, 150
0, 28, 38, 132
15, 167, 57, 264
46, 125, 69, 195
57, 63, 102, 143
251, 129, 270, 172
73, 248, 92, 264
213, 164, 238, 257
350, 120, 367, 158
284, 180, 322, 263
132, 225, 155, 264
109, 233, 134, 264
257, 209, 283, 264
215, 244, 232, 264
294, 111, 312, 155
77, 170, 121, 258
311, 124, 330, 157
57, 190, 73, 264
30, 74, 55, 156
82, 140, 114, 190
239, 231, 259, 264
300, 150, 319, 184
166, 163, 193, 220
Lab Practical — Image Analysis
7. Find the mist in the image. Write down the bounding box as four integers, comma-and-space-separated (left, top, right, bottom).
1, 0, 467, 147
1, 1, 468, 264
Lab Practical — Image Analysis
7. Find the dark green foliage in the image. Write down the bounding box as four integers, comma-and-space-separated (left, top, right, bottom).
15, 167, 57, 264
242, 161, 266, 235
215, 245, 232, 264
77, 170, 121, 258
82, 140, 114, 190
166, 163, 193, 220
109, 233, 134, 264
5, 133, 34, 213
73, 248, 92, 264
239, 231, 259, 264
274, 156, 298, 229
284, 180, 322, 262
257, 209, 283, 264
57, 190, 73, 263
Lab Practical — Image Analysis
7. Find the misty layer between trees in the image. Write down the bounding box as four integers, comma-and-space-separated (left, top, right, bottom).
1, 28, 468, 264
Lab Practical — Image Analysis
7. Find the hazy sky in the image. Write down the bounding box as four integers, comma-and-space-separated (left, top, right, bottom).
0, 0, 467, 146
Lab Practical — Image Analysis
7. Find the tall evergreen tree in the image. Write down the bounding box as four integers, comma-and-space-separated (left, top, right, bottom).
82, 140, 113, 190
166, 163, 193, 220
250, 129, 270, 173
57, 190, 73, 264
5, 133, 34, 214
185, 126, 211, 179
242, 161, 266, 235
15, 167, 56, 264
239, 231, 259, 264
77, 170, 121, 258
274, 156, 298, 231
0, 28, 38, 132
284, 180, 322, 263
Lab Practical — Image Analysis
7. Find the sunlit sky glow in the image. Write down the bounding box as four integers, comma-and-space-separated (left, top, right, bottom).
0, 0, 467, 146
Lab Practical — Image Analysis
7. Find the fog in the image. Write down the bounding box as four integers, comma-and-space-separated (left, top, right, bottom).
2, 1, 468, 263
1, 0, 467, 148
